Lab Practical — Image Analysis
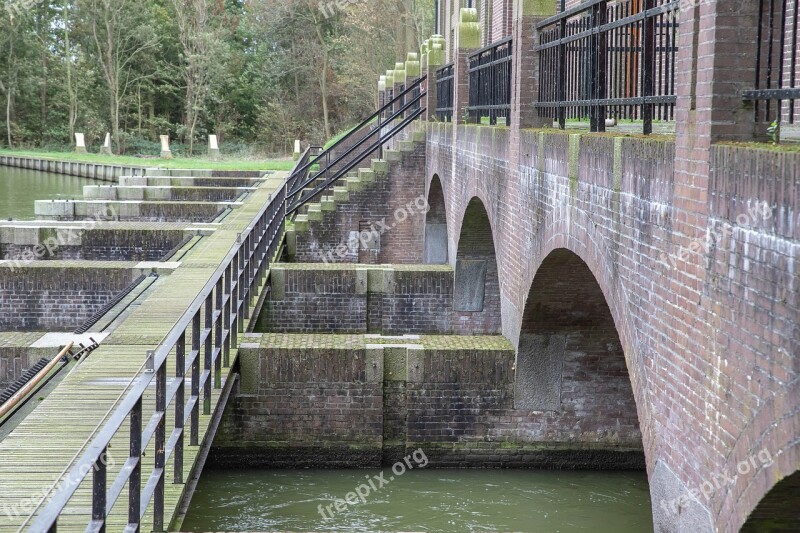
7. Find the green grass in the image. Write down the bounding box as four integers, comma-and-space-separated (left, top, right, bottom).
0, 149, 295, 171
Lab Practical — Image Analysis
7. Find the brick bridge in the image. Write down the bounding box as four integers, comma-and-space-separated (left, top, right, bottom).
0, 0, 798, 531
375, 0, 798, 529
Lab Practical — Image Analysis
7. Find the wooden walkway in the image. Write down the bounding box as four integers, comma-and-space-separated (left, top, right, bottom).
0, 171, 288, 532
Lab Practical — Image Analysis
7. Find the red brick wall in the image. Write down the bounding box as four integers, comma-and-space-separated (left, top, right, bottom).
425, 122, 799, 532
294, 143, 427, 264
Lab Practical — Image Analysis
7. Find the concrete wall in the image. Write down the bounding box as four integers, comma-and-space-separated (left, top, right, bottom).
0, 156, 144, 183
211, 334, 643, 469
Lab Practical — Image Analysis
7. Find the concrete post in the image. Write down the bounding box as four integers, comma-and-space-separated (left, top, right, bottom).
74, 133, 87, 154
453, 8, 481, 125
100, 133, 112, 155
208, 134, 220, 160
160, 135, 173, 159
511, 0, 554, 130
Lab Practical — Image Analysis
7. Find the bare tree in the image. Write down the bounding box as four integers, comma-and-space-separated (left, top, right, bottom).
86, 0, 159, 153
172, 0, 230, 155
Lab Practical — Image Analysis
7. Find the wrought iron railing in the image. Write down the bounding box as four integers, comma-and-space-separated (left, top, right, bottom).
28, 167, 289, 531
535, 0, 678, 134
468, 37, 513, 125
286, 76, 427, 214
436, 63, 454, 121
743, 0, 800, 130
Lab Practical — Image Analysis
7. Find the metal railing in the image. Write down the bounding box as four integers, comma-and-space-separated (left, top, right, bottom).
286, 76, 427, 214
535, 0, 678, 134
435, 63, 454, 121
743, 0, 800, 130
29, 168, 289, 531
468, 37, 513, 125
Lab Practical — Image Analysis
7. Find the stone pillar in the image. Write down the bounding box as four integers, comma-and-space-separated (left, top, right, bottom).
159, 135, 172, 159
425, 35, 447, 121
511, 0, 553, 130
208, 134, 220, 159
292, 140, 301, 160
378, 75, 386, 116
393, 62, 407, 118
74, 133, 87, 154
385, 69, 395, 119
100, 133, 112, 155
406, 52, 421, 121
452, 8, 481, 125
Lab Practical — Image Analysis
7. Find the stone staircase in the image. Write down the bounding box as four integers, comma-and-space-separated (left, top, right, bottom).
287, 130, 427, 264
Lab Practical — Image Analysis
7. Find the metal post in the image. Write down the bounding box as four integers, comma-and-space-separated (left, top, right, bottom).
642, 0, 655, 134
153, 363, 166, 532
174, 332, 185, 484
190, 311, 200, 445
129, 399, 142, 530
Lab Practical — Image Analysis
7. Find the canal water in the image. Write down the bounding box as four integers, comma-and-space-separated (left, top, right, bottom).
0, 166, 98, 220
182, 468, 653, 532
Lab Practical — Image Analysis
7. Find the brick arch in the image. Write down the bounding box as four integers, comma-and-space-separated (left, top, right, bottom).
453, 196, 502, 334
423, 174, 449, 264
520, 231, 655, 473
515, 247, 645, 466
740, 466, 800, 532
722, 376, 800, 531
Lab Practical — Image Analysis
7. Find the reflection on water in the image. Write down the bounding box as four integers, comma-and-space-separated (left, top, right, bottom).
0, 166, 99, 220
182, 468, 653, 532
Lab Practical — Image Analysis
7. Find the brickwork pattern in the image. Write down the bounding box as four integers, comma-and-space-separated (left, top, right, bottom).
0, 266, 136, 330
426, 122, 799, 531
294, 143, 427, 264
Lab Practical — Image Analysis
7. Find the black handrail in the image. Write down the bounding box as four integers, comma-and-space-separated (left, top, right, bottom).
436, 63, 454, 121
287, 88, 426, 203
742, 0, 800, 130
288, 105, 426, 215
28, 165, 294, 531
288, 76, 428, 187
468, 37, 513, 126
535, 0, 679, 134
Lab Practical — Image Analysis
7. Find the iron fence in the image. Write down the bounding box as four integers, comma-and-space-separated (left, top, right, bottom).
535, 0, 679, 134
743, 0, 800, 130
28, 168, 289, 532
436, 63, 455, 121
468, 37, 513, 125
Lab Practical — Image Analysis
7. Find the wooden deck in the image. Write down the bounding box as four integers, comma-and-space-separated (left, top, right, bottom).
0, 171, 288, 532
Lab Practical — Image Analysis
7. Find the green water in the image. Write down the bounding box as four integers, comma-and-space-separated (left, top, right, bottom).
182, 469, 653, 532
0, 166, 98, 220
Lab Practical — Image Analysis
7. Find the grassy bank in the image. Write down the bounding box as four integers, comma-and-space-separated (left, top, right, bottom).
0, 149, 296, 171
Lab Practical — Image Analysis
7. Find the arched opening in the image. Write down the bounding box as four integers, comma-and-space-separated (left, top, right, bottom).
741, 470, 800, 531
424, 175, 448, 264
516, 248, 643, 460
453, 197, 501, 334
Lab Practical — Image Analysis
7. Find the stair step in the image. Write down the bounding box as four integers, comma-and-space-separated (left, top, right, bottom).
371, 159, 389, 175
345, 177, 364, 192
333, 186, 349, 202
294, 214, 309, 232
385, 149, 402, 162
307, 204, 323, 221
